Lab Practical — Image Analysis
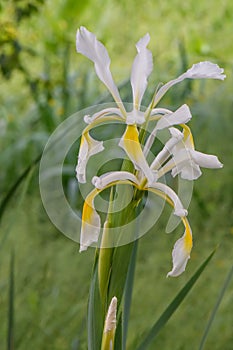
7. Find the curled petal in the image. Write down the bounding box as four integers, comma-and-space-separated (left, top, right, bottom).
84, 107, 124, 124
92, 171, 139, 189
80, 189, 101, 252
171, 155, 202, 180
185, 62, 226, 80
170, 148, 202, 180
153, 61, 225, 107
171, 148, 222, 181
119, 124, 155, 184
76, 132, 104, 183
155, 104, 192, 131
190, 150, 223, 169
148, 182, 188, 217
131, 33, 153, 108
76, 27, 124, 109
167, 218, 193, 277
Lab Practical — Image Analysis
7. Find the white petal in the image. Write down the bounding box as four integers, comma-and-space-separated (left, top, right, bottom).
167, 220, 193, 277
76, 27, 123, 105
126, 109, 145, 125
190, 150, 223, 169
148, 182, 188, 217
185, 61, 226, 80
155, 104, 192, 131
144, 105, 190, 157
92, 171, 139, 189
170, 148, 202, 180
171, 160, 202, 180
153, 61, 225, 106
150, 107, 172, 116
80, 193, 101, 251
79, 211, 100, 252
76, 132, 104, 183
84, 107, 124, 124
130, 33, 153, 108
150, 128, 183, 170
166, 234, 190, 276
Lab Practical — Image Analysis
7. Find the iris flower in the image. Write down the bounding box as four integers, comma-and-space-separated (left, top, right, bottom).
75, 27, 225, 276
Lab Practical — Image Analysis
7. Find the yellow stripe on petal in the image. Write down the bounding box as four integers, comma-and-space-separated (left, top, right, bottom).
182, 216, 193, 253
167, 217, 193, 277
181, 124, 194, 149
80, 189, 101, 252
76, 131, 104, 183
119, 125, 154, 184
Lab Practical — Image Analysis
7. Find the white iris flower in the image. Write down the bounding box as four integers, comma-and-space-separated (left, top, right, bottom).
75, 27, 225, 276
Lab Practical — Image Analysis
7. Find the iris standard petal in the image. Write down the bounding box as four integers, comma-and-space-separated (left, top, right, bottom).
76, 27, 124, 110
80, 189, 101, 252
167, 218, 193, 277
130, 33, 153, 108
76, 132, 104, 183
119, 124, 155, 184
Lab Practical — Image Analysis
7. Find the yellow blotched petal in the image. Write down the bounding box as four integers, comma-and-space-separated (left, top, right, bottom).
167, 217, 193, 277
80, 189, 101, 252
76, 131, 104, 183
119, 124, 154, 184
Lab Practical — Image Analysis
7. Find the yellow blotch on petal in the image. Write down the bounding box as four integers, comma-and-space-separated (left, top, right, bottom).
182, 216, 193, 253
182, 124, 194, 149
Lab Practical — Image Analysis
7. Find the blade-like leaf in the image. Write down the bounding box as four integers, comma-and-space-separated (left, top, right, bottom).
88, 261, 104, 350
0, 154, 41, 224
136, 249, 216, 350
199, 263, 233, 350
122, 239, 138, 350
7, 250, 14, 350
0, 166, 35, 252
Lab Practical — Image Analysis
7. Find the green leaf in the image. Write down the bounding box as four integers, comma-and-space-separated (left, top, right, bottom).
88, 262, 104, 350
7, 250, 14, 350
0, 166, 35, 252
136, 249, 216, 350
122, 239, 138, 350
0, 154, 41, 224
198, 263, 233, 350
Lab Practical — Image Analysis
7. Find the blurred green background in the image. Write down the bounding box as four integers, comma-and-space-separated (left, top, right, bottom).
0, 0, 232, 349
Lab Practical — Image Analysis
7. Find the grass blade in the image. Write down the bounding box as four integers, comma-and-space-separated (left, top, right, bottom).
7, 250, 15, 350
0, 154, 41, 224
199, 263, 233, 350
136, 249, 216, 350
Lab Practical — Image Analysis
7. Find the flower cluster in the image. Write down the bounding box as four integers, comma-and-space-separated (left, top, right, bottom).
75, 27, 225, 277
